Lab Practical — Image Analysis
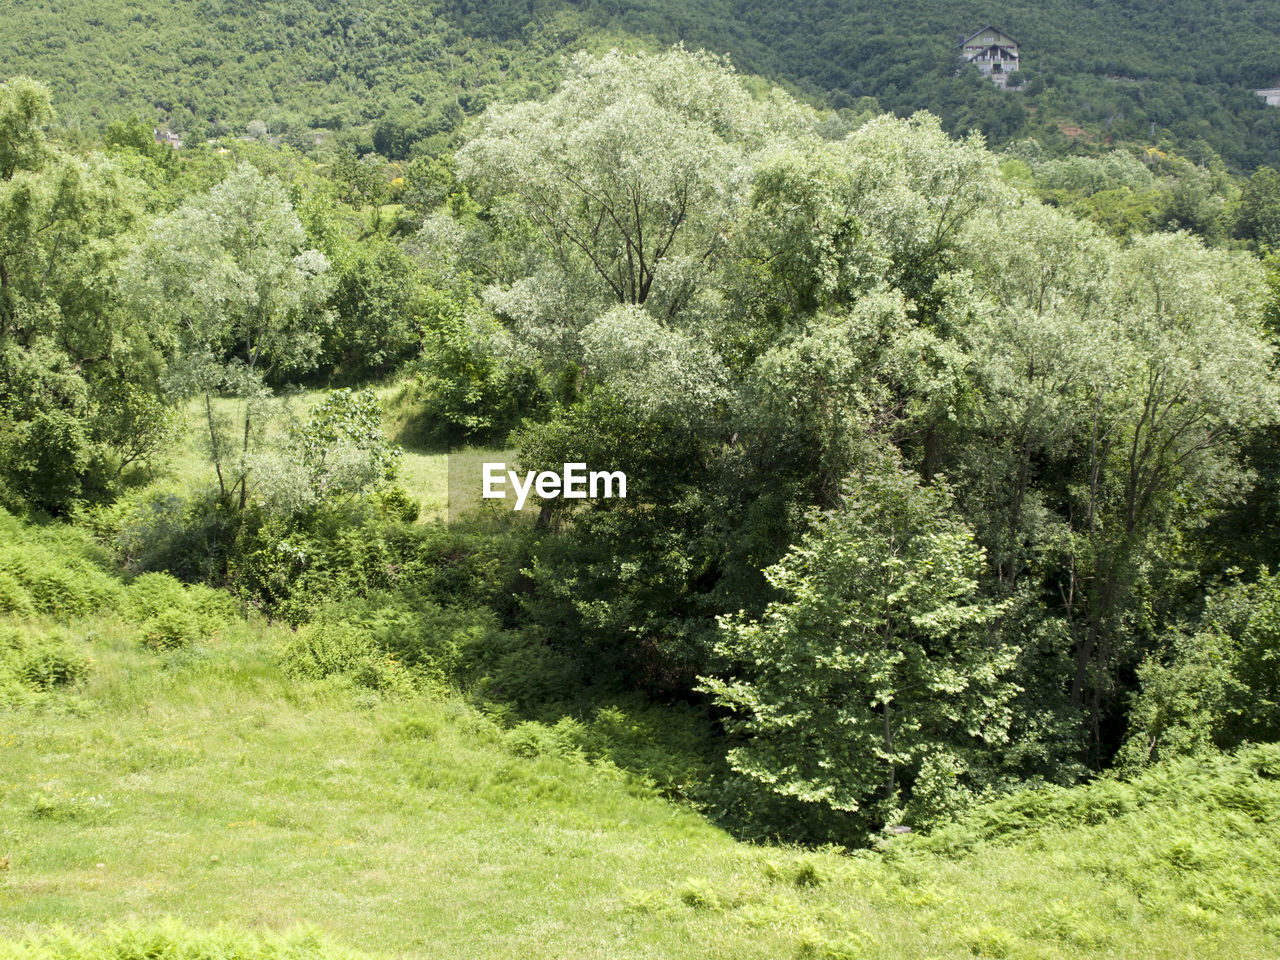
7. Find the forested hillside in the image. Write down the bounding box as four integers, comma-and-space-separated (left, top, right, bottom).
547, 0, 1280, 166
0, 0, 578, 154
5, 0, 1280, 167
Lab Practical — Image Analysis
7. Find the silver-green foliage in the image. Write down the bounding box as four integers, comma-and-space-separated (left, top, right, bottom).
460, 47, 814, 368
960, 199, 1280, 716
297, 388, 401, 499
121, 163, 330, 508
251, 388, 403, 515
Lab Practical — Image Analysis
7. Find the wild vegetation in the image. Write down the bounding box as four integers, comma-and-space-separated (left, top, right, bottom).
3, 24, 1280, 958
6, 0, 1280, 169
3, 513, 1280, 958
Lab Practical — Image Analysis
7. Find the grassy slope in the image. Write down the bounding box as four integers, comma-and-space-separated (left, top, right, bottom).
1, 569, 1279, 957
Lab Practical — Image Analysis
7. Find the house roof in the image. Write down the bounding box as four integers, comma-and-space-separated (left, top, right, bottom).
959, 25, 1020, 48
971, 43, 1019, 59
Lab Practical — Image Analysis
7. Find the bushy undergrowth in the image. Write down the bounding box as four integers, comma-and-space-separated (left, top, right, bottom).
909, 743, 1280, 858
0, 921, 366, 960
0, 623, 89, 706
122, 572, 237, 650
0, 508, 241, 662
48, 492, 717, 798
280, 590, 504, 689
1119, 571, 1280, 767
385, 298, 543, 448
279, 619, 416, 695
494, 696, 716, 800
92, 490, 238, 584
96, 489, 519, 626
236, 511, 519, 624
0, 511, 120, 619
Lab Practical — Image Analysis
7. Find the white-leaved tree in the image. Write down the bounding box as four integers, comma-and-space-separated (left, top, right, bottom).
122, 163, 330, 508
959, 200, 1280, 752
458, 47, 815, 372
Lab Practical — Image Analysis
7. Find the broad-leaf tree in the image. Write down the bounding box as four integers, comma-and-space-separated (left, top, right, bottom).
701, 459, 1017, 829
0, 76, 164, 511
459, 47, 813, 366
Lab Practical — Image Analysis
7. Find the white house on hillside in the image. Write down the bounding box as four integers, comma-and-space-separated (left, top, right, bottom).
960, 26, 1020, 88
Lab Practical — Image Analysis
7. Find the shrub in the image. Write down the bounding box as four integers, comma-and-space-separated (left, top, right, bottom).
0, 543, 119, 619
0, 340, 109, 514
0, 624, 89, 703
281, 621, 379, 679
457, 625, 583, 710
1119, 570, 1280, 768
376, 486, 421, 523
125, 572, 234, 622
504, 717, 586, 760
910, 744, 1280, 857
101, 490, 238, 583
228, 508, 517, 625
0, 508, 121, 618
125, 572, 235, 649
960, 924, 1017, 958
293, 388, 402, 502
123, 571, 193, 622
762, 856, 827, 888
0, 569, 35, 617
279, 620, 413, 695
141, 609, 202, 650
567, 699, 714, 799
227, 506, 398, 624
319, 237, 425, 381
391, 296, 543, 447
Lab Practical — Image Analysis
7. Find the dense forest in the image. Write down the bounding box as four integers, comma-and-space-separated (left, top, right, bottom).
3, 9, 1280, 958
6, 0, 1280, 168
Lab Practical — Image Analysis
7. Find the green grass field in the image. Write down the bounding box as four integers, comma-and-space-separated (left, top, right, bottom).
3, 596, 1279, 958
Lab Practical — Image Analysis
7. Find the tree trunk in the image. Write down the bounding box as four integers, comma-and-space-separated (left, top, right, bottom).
205, 391, 227, 501
238, 403, 252, 510
883, 700, 895, 802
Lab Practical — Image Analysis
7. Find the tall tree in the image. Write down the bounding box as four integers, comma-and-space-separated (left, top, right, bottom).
459, 47, 814, 368
700, 459, 1017, 831
960, 209, 1280, 759
122, 164, 330, 508
1237, 165, 1280, 250
0, 76, 163, 511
